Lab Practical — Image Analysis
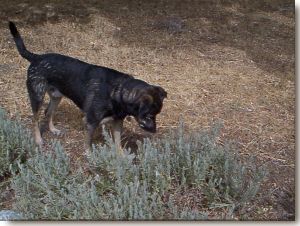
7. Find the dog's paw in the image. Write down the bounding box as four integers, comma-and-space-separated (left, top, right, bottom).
50, 127, 62, 136
35, 137, 44, 148
116, 146, 124, 156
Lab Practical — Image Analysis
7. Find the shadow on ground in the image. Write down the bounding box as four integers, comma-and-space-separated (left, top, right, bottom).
0, 0, 294, 76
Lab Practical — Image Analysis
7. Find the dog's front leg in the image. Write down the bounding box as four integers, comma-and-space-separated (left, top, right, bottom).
45, 88, 63, 135
84, 122, 97, 151
111, 119, 124, 155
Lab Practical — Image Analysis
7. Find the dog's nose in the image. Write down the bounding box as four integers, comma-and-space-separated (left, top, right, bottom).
147, 126, 156, 133
139, 122, 156, 133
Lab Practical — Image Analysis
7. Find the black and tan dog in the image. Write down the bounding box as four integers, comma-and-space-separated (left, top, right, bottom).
8, 21, 167, 152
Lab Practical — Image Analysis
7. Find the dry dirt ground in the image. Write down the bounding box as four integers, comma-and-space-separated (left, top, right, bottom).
0, 0, 295, 220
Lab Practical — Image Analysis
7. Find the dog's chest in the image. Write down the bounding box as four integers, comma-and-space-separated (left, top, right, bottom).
100, 116, 114, 124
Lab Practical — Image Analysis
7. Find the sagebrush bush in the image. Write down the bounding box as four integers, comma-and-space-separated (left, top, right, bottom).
11, 121, 267, 220
0, 108, 34, 178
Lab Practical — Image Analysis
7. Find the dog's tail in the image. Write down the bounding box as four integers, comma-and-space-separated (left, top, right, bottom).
8, 21, 38, 62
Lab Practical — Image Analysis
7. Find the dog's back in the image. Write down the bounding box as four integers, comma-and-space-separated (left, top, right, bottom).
9, 21, 133, 109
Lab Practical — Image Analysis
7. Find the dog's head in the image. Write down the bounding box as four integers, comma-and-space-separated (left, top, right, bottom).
134, 85, 167, 133
122, 84, 167, 133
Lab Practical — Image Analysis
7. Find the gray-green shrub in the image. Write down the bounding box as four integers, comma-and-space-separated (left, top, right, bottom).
0, 108, 34, 177
11, 121, 267, 220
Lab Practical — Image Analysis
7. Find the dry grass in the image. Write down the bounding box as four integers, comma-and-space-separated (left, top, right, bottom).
0, 0, 295, 220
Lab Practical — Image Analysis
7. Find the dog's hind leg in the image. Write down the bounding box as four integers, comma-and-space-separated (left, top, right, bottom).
27, 77, 47, 147
45, 88, 63, 135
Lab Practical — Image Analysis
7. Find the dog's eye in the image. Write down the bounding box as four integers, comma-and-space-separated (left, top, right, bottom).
146, 115, 153, 120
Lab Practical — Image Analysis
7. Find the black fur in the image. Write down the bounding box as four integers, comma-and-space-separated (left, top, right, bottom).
9, 21, 37, 61
8, 21, 167, 146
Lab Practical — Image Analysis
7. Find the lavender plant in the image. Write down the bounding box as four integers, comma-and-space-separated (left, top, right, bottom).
11, 120, 267, 220
0, 108, 34, 178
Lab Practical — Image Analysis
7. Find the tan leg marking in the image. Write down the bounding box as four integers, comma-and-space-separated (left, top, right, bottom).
111, 119, 124, 155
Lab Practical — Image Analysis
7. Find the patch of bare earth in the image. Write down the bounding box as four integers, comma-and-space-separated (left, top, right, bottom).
0, 0, 295, 220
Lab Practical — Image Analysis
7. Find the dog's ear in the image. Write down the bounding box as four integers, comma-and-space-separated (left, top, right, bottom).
154, 86, 167, 101
138, 94, 153, 115
140, 94, 154, 105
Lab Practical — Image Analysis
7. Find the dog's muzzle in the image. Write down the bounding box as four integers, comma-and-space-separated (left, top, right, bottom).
137, 117, 156, 133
